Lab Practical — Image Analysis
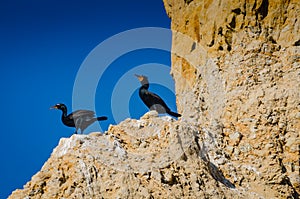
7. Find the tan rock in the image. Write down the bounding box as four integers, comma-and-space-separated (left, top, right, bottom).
9, 114, 248, 199
164, 0, 299, 197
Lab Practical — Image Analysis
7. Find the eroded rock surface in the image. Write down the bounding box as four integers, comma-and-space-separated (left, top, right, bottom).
9, 112, 246, 198
163, 0, 299, 198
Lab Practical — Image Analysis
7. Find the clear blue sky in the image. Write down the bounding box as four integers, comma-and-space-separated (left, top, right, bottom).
0, 0, 177, 198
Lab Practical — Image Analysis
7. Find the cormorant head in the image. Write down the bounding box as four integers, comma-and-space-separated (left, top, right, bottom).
50, 103, 67, 111
135, 74, 149, 86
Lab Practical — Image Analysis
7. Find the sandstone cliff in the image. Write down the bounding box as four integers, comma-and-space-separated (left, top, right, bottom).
162, 0, 299, 198
9, 0, 299, 198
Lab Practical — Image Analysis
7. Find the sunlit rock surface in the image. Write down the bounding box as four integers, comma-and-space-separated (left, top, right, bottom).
164, 0, 299, 198
9, 112, 244, 198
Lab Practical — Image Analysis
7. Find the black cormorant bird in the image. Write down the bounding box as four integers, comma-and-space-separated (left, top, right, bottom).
135, 74, 181, 118
50, 103, 107, 134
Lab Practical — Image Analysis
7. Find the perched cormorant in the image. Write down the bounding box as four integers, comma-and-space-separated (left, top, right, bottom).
50, 103, 107, 134
135, 74, 181, 118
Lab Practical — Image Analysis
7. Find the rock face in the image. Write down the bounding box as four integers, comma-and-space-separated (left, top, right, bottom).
9, 0, 300, 198
163, 0, 300, 198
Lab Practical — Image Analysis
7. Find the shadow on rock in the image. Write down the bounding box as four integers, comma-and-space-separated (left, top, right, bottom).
207, 162, 236, 189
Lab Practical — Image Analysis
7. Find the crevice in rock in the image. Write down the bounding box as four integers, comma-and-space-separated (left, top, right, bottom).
232, 8, 242, 15
229, 15, 236, 29
208, 23, 216, 47
58, 172, 67, 186
292, 190, 300, 199
268, 36, 277, 44
278, 158, 287, 173
184, 0, 194, 5
160, 170, 179, 186
194, 134, 201, 153
207, 162, 236, 188
218, 27, 223, 36
279, 175, 292, 185
294, 40, 300, 46
256, 0, 269, 20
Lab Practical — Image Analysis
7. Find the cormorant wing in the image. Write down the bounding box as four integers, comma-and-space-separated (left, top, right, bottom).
145, 90, 170, 111
69, 110, 96, 119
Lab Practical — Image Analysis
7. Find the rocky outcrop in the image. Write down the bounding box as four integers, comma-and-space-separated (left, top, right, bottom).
9, 112, 245, 198
164, 0, 299, 198
9, 0, 299, 198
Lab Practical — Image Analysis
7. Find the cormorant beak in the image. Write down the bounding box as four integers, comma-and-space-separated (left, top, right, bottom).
134, 74, 143, 81
50, 105, 58, 110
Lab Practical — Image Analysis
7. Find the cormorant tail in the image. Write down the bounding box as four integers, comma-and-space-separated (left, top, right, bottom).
97, 116, 108, 121
167, 111, 181, 118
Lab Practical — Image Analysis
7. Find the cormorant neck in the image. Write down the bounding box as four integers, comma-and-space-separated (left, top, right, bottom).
60, 107, 68, 117
141, 83, 149, 90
